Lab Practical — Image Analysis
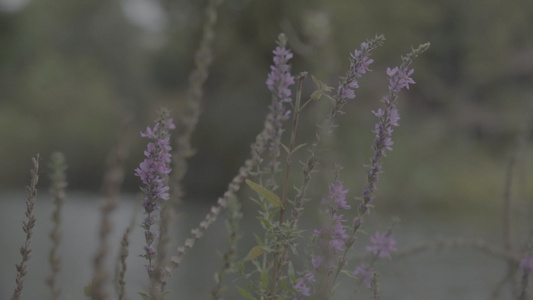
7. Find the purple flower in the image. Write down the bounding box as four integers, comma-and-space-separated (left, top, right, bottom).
341, 80, 359, 99
338, 40, 379, 101
310, 181, 351, 272
266, 46, 294, 104
329, 182, 350, 209
520, 254, 533, 272
353, 263, 374, 288
292, 272, 315, 298
350, 42, 374, 77
387, 66, 415, 93
366, 231, 397, 259
266, 34, 295, 155
357, 65, 413, 215
135, 108, 175, 272
311, 256, 324, 270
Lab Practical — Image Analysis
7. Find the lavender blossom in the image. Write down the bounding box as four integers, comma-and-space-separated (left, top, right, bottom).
266, 39, 295, 104
355, 43, 429, 227
353, 263, 374, 288
265, 33, 295, 156
366, 231, 397, 259
292, 272, 315, 299
337, 38, 381, 103
350, 42, 374, 77
287, 37, 385, 237
135, 108, 175, 274
520, 254, 533, 273
310, 181, 350, 273
387, 66, 416, 93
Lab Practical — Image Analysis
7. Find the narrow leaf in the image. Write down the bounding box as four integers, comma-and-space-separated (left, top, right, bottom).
237, 287, 257, 300
291, 143, 307, 154
281, 144, 290, 155
245, 179, 283, 208
244, 246, 266, 261
310, 90, 322, 100
260, 269, 269, 289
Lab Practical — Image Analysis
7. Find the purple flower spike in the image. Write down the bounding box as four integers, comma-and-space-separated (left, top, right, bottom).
339, 39, 381, 102
309, 181, 351, 274
135, 108, 175, 273
366, 231, 397, 259
266, 33, 295, 155
266, 43, 295, 104
387, 66, 415, 93
358, 63, 414, 215
329, 182, 350, 209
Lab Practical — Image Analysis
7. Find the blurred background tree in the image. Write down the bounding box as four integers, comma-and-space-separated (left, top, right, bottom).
0, 0, 531, 216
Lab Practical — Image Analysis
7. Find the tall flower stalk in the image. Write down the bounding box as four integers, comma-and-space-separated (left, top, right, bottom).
266, 33, 295, 169
135, 108, 175, 286
288, 35, 385, 232
11, 155, 40, 300
353, 43, 430, 233
263, 33, 298, 300
267, 35, 384, 300
330, 43, 429, 289
294, 179, 350, 299
47, 152, 67, 300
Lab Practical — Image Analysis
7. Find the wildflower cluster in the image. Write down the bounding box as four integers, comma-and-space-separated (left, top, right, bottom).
289, 36, 384, 233
356, 43, 429, 223
312, 182, 350, 272
8, 4, 531, 300
331, 36, 384, 118
293, 181, 350, 298
6, 25, 443, 300
349, 46, 427, 291
135, 109, 175, 274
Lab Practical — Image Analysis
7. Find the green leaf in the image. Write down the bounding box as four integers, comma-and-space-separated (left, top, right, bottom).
83, 283, 92, 297
260, 269, 269, 289
245, 179, 283, 208
244, 246, 266, 261
310, 90, 322, 100
281, 143, 290, 155
137, 292, 148, 300
237, 287, 257, 300
253, 233, 264, 246
288, 261, 296, 279
281, 277, 287, 289
311, 75, 333, 92
291, 143, 307, 154
311, 75, 323, 89
256, 217, 271, 229
236, 261, 244, 273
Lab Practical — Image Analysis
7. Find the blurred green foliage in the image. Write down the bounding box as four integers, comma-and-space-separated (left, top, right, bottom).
0, 0, 531, 214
